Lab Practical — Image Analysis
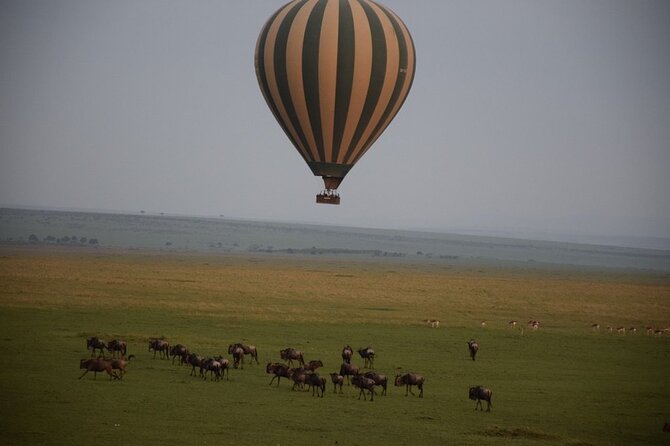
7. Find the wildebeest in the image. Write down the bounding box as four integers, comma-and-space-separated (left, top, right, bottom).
149, 338, 170, 359
364, 371, 388, 396
86, 337, 107, 357
186, 353, 205, 377
170, 344, 189, 365
306, 373, 326, 397
351, 374, 376, 401
357, 347, 375, 369
305, 359, 324, 372
469, 385, 492, 411
341, 345, 353, 364
467, 339, 479, 361
394, 372, 425, 397
201, 356, 229, 381
266, 362, 291, 386
339, 362, 360, 384
280, 348, 305, 367
109, 355, 134, 379
288, 367, 309, 391
228, 344, 245, 369
229, 343, 259, 365
106, 339, 127, 358
330, 373, 344, 394
78, 358, 118, 380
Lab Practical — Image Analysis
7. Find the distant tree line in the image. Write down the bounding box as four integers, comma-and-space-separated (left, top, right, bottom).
5, 234, 100, 246
245, 245, 407, 257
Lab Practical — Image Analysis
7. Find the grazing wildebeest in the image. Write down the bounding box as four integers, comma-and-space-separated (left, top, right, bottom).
78, 358, 118, 380
86, 337, 107, 357
364, 371, 388, 396
106, 339, 127, 358
170, 344, 189, 365
330, 373, 344, 394
110, 355, 134, 379
149, 338, 170, 359
351, 374, 376, 401
280, 348, 305, 367
394, 373, 425, 397
357, 347, 375, 369
467, 339, 479, 361
305, 373, 326, 397
305, 360, 323, 372
230, 343, 259, 365
186, 353, 205, 377
469, 385, 493, 411
341, 345, 353, 364
339, 362, 360, 384
228, 344, 245, 369
266, 362, 291, 386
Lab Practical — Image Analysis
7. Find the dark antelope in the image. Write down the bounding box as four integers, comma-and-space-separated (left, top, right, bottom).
306, 373, 326, 397
86, 337, 107, 357
330, 373, 344, 394
467, 339, 479, 361
339, 362, 360, 384
364, 371, 388, 396
109, 355, 135, 379
106, 339, 127, 358
469, 385, 492, 411
149, 338, 170, 359
394, 373, 425, 398
170, 344, 189, 365
78, 358, 118, 380
351, 374, 376, 401
230, 343, 259, 365
280, 348, 305, 367
228, 344, 245, 369
266, 362, 291, 386
358, 347, 375, 369
341, 345, 353, 364
305, 360, 324, 372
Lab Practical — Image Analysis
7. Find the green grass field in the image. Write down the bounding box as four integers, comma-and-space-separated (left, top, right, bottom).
0, 246, 669, 445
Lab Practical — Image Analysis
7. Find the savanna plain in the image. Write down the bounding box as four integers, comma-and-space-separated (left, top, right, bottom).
0, 246, 669, 446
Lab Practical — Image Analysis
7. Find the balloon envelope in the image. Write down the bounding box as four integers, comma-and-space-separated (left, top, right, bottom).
255, 0, 416, 202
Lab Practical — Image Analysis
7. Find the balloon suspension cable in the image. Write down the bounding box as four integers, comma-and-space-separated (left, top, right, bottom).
316, 189, 340, 205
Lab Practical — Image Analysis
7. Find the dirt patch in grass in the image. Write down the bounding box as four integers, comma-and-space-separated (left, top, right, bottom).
483, 425, 559, 440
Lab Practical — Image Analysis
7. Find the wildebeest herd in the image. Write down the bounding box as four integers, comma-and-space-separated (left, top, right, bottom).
80, 336, 492, 409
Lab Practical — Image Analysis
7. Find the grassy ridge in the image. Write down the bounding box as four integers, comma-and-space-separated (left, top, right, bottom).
0, 246, 669, 445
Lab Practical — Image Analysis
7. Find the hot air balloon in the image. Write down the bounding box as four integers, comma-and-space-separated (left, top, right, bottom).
255, 0, 416, 204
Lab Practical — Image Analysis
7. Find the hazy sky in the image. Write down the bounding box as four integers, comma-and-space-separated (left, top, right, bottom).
1, 0, 669, 244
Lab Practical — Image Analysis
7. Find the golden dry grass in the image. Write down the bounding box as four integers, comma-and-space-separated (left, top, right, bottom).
1, 246, 668, 329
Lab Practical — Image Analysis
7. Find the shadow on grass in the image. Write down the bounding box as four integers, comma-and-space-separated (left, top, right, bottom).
483, 425, 559, 440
